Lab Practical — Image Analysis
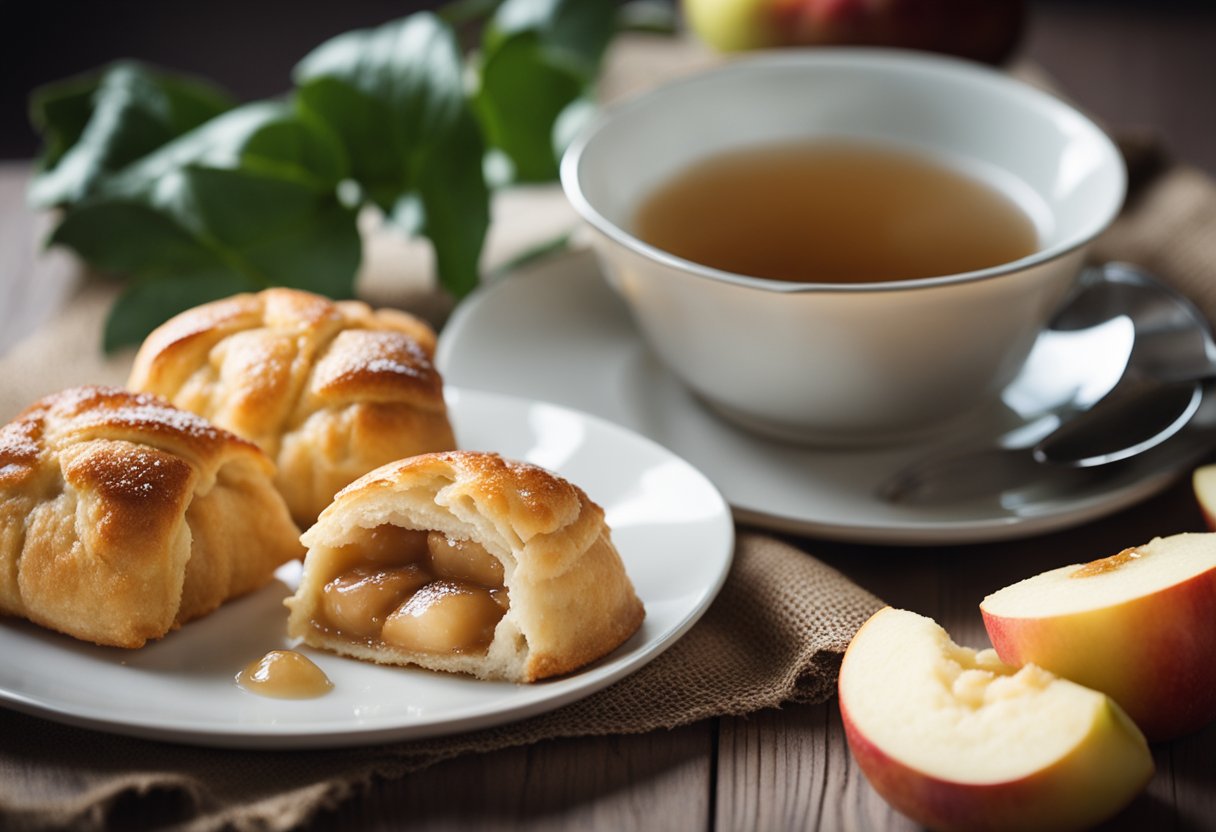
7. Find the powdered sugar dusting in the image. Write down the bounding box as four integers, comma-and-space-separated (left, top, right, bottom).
80, 442, 188, 500
0, 418, 41, 462
65, 389, 222, 439
0, 416, 43, 484
311, 330, 440, 396
32, 386, 260, 461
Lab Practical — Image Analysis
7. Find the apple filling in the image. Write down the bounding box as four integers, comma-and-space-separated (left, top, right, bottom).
236, 650, 333, 699
314, 524, 508, 654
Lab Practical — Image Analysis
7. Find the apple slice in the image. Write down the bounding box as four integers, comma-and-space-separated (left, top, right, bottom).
1194, 464, 1216, 529
981, 532, 1216, 741
839, 608, 1152, 832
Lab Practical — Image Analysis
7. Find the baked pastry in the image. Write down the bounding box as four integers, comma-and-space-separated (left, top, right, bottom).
285, 451, 645, 682
0, 386, 303, 648
127, 288, 456, 527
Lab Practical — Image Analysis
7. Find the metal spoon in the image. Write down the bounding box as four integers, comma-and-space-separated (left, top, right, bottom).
1030, 262, 1216, 467
1032, 376, 1206, 467
879, 263, 1215, 504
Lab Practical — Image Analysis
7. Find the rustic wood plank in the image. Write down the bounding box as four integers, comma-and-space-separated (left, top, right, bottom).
310, 724, 714, 831
716, 703, 918, 832
1167, 721, 1216, 830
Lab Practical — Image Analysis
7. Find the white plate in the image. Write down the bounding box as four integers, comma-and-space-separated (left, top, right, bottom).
438, 251, 1200, 545
0, 389, 734, 749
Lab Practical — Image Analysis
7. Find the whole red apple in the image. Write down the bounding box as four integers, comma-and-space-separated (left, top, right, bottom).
684, 0, 1025, 65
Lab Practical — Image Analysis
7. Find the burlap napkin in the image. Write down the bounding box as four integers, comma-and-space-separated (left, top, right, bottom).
1093, 133, 1216, 318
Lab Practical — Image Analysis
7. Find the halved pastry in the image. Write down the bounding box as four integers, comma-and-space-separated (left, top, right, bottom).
285, 451, 645, 682
0, 386, 303, 648
127, 287, 457, 527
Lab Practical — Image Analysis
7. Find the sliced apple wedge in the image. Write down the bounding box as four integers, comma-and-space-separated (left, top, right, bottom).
982, 532, 1216, 741
839, 608, 1152, 832
1195, 465, 1216, 529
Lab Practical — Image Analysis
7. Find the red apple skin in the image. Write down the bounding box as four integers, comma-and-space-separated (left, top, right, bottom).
685, 0, 1025, 65
840, 689, 1151, 832
982, 566, 1216, 742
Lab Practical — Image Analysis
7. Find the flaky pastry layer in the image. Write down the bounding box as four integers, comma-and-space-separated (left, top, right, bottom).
128, 288, 456, 526
0, 386, 303, 647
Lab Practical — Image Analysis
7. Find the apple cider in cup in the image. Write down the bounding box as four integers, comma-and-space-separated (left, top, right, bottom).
633, 139, 1039, 285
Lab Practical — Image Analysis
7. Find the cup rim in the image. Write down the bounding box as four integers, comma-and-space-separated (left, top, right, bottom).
560, 48, 1127, 295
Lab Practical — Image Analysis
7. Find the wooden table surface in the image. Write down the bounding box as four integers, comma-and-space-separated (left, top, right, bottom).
2, 3, 1215, 830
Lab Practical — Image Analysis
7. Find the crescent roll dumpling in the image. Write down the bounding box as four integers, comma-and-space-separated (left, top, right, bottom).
127, 288, 457, 527
0, 386, 303, 648
285, 451, 645, 682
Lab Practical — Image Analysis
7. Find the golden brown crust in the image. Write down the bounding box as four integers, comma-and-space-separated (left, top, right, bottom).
338, 451, 590, 544
0, 386, 303, 648
307, 330, 443, 402
289, 451, 645, 682
128, 288, 455, 527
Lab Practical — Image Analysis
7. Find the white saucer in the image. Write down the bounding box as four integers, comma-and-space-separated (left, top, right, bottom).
0, 389, 734, 748
438, 251, 1198, 545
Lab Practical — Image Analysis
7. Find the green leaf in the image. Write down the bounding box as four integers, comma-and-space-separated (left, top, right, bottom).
238, 109, 350, 189
295, 12, 490, 297
28, 76, 97, 171
49, 200, 228, 278
87, 101, 359, 289
59, 170, 362, 351
475, 0, 617, 183
48, 199, 258, 350
474, 32, 585, 182
488, 0, 616, 75
47, 103, 361, 349
414, 110, 490, 298
29, 62, 234, 207
30, 0, 623, 342
294, 78, 407, 212
104, 272, 263, 352
294, 13, 466, 155
100, 101, 348, 199
179, 167, 361, 299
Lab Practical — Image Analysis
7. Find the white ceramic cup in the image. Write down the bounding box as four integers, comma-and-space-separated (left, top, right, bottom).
560, 50, 1125, 445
